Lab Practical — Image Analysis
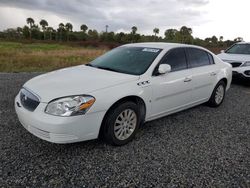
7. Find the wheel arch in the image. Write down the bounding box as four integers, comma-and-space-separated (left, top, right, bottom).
220, 77, 228, 87
98, 95, 147, 138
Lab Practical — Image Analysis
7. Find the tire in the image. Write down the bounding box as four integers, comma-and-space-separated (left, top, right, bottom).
207, 80, 226, 107
102, 101, 141, 146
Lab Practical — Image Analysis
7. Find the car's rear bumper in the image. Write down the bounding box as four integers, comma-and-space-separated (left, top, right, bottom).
15, 94, 106, 144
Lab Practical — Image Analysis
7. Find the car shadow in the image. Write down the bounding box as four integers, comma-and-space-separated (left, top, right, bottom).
232, 78, 250, 87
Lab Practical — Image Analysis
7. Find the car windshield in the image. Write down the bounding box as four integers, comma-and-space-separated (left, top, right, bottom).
89, 46, 162, 75
225, 44, 250, 55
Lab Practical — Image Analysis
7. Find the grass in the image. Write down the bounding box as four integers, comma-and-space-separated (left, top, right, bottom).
0, 41, 224, 72
0, 41, 107, 72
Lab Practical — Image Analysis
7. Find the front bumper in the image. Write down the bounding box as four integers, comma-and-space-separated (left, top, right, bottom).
15, 94, 106, 144
232, 67, 250, 80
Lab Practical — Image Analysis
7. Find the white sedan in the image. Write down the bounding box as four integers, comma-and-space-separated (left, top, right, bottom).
15, 43, 232, 145
218, 42, 250, 81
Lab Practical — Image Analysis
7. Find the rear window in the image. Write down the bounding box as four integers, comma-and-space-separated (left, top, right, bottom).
187, 48, 211, 68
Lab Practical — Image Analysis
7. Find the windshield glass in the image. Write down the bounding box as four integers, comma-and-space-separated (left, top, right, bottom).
89, 47, 162, 75
226, 44, 250, 55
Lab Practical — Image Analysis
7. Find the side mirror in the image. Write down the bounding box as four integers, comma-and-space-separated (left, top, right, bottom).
220, 50, 225, 53
158, 64, 171, 75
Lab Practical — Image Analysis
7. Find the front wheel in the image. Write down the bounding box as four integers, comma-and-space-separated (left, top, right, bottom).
207, 80, 226, 107
102, 102, 141, 146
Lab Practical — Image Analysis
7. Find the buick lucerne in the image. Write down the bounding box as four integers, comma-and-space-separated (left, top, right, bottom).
15, 43, 232, 145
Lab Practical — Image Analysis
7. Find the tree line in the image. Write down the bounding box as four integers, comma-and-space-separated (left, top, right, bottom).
0, 17, 244, 48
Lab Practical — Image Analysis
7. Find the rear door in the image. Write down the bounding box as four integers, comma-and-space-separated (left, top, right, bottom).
186, 48, 218, 103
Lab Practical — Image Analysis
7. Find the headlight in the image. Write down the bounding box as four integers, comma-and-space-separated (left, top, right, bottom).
45, 95, 95, 117
242, 61, 250, 67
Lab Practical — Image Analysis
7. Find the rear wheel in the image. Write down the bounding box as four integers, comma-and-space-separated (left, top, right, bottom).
102, 101, 141, 146
207, 80, 226, 107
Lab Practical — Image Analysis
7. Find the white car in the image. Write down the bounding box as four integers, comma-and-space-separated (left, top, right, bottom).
218, 42, 250, 81
15, 43, 232, 145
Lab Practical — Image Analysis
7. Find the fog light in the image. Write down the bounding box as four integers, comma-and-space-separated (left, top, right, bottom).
244, 70, 250, 76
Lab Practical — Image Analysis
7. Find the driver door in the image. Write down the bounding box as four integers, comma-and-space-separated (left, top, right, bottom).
150, 48, 193, 118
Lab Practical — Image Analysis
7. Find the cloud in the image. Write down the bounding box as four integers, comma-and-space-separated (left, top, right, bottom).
176, 0, 209, 6
0, 0, 209, 34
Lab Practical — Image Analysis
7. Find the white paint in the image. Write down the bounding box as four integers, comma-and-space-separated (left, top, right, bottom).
15, 42, 232, 143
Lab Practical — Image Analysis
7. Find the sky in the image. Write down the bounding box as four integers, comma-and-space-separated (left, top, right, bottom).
0, 0, 249, 41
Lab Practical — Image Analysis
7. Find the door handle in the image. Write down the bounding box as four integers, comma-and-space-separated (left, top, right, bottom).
184, 77, 192, 82
210, 72, 217, 76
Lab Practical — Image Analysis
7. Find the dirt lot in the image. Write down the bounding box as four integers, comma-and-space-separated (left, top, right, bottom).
0, 73, 249, 187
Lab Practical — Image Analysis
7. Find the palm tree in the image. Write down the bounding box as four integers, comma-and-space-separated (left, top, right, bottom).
26, 17, 34, 39
80, 24, 88, 33
153, 28, 159, 36
65, 23, 73, 41
58, 23, 64, 41
153, 28, 159, 41
131, 26, 137, 35
39, 19, 48, 40
219, 36, 224, 42
26, 17, 34, 28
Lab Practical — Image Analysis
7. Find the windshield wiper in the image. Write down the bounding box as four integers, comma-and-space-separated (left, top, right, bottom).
96, 66, 121, 73
86, 64, 121, 73
85, 63, 95, 67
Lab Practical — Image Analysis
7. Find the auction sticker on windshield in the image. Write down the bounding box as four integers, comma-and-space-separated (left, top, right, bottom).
142, 48, 160, 53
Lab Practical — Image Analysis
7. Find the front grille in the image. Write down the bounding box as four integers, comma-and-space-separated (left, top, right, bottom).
20, 88, 40, 111
230, 62, 242, 68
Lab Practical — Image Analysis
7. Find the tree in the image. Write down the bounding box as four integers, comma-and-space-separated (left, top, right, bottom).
22, 26, 30, 39
58, 23, 64, 41
131, 26, 137, 35
180, 26, 192, 35
114, 32, 125, 43
164, 29, 178, 41
153, 28, 159, 36
47, 27, 54, 40
16, 27, 23, 39
39, 19, 48, 40
211, 35, 218, 45
219, 36, 224, 42
153, 28, 160, 41
26, 17, 34, 28
179, 26, 193, 43
88, 29, 99, 40
80, 24, 88, 40
80, 24, 88, 33
26, 17, 34, 39
65, 22, 73, 41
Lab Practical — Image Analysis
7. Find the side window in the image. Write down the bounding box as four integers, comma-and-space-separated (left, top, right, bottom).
187, 48, 211, 68
207, 52, 215, 64
161, 48, 188, 72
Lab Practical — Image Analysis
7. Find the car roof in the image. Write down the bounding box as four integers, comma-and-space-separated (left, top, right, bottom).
123, 42, 207, 51
237, 42, 250, 45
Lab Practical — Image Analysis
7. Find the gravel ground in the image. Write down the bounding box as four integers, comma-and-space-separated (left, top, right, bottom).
1, 73, 250, 188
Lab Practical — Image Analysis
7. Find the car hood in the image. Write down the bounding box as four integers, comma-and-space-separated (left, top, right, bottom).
24, 65, 139, 102
217, 53, 250, 62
